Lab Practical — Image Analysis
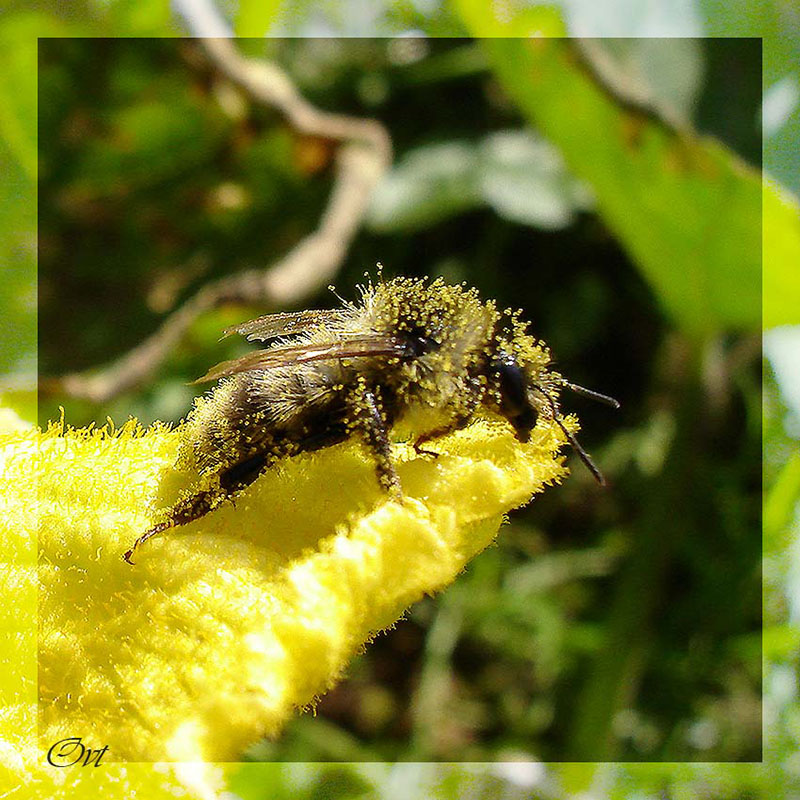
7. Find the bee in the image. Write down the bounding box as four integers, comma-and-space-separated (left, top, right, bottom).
123, 275, 618, 563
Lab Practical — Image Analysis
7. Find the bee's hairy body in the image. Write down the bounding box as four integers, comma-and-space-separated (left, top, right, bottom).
124, 276, 615, 563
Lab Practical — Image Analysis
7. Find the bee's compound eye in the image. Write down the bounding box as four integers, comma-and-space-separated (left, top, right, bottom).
492, 355, 529, 417
492, 354, 537, 442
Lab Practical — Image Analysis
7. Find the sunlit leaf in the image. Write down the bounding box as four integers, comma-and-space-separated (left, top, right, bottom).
367, 141, 480, 232
367, 131, 591, 232
0, 13, 47, 179
586, 38, 705, 121
699, 0, 800, 196
468, 35, 762, 335
236, 0, 285, 36
764, 182, 800, 328
106, 0, 175, 35
451, 0, 565, 37
478, 130, 592, 228
557, 0, 703, 37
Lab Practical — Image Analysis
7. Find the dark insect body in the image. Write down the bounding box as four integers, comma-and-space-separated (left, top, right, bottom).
123, 276, 617, 563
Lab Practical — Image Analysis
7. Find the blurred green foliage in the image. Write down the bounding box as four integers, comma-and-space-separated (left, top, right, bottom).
0, 15, 40, 384
1, 0, 798, 796
367, 130, 593, 232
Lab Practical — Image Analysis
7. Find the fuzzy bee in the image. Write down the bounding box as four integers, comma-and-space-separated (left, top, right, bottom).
123, 275, 618, 563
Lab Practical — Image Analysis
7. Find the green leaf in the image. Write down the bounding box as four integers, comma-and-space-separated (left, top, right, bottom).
366, 141, 482, 232
0, 13, 52, 377
764, 452, 800, 553
236, 0, 285, 36
106, 0, 175, 35
451, 0, 565, 37
764, 181, 800, 328
586, 38, 705, 122
764, 624, 800, 663
0, 13, 48, 179
70, 88, 229, 193
0, 143, 36, 377
462, 34, 763, 336
478, 130, 592, 228
700, 0, 800, 196
367, 132, 591, 233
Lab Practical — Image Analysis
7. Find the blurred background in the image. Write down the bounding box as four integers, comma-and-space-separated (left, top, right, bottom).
2, 0, 799, 797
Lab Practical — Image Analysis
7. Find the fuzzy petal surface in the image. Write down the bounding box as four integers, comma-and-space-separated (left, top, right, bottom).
26, 413, 570, 761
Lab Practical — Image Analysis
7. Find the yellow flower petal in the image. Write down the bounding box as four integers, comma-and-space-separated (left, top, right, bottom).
0, 410, 224, 797
0, 703, 226, 800
24, 411, 571, 761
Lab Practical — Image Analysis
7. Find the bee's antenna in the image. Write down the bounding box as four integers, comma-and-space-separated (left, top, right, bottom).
560, 380, 620, 409
552, 414, 606, 486
535, 386, 608, 486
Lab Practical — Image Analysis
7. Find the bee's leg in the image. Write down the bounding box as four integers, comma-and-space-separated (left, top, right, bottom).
123, 452, 271, 564
123, 484, 221, 564
413, 413, 472, 458
355, 386, 401, 496
414, 427, 449, 458
413, 389, 480, 457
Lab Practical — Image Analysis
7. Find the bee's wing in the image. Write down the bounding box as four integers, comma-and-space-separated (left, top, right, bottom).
193, 335, 407, 384
223, 309, 347, 342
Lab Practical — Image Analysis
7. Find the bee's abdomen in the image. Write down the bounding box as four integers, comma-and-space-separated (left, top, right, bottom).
207, 400, 350, 497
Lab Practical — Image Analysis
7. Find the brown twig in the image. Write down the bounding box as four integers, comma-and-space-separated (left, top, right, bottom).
41, 38, 392, 405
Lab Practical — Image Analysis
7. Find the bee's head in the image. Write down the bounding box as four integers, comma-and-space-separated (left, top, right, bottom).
488, 350, 539, 442
488, 330, 619, 485
486, 344, 557, 444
